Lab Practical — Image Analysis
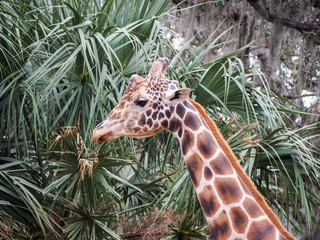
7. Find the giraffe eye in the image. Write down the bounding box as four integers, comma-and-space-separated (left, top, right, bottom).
136, 98, 148, 107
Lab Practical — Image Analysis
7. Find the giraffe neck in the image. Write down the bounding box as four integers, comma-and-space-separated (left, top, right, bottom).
169, 99, 293, 240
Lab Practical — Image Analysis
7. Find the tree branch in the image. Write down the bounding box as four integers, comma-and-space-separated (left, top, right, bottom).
247, 0, 320, 33
314, 0, 320, 9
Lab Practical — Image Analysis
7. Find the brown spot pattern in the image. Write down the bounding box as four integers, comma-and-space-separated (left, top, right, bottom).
178, 128, 183, 138
243, 197, 264, 218
133, 126, 141, 132
247, 219, 276, 240
198, 185, 220, 217
183, 100, 196, 111
165, 109, 171, 118
184, 112, 201, 131
147, 118, 153, 127
214, 177, 243, 205
169, 118, 181, 132
152, 103, 158, 109
109, 111, 122, 120
186, 153, 203, 188
204, 167, 213, 181
161, 120, 168, 129
210, 152, 233, 175
138, 114, 146, 126
182, 129, 194, 155
158, 112, 164, 120
197, 130, 216, 159
126, 120, 135, 128
152, 111, 158, 120
230, 207, 248, 233
210, 211, 231, 240
176, 103, 186, 118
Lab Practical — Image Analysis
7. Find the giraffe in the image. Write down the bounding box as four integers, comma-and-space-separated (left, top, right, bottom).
92, 58, 296, 240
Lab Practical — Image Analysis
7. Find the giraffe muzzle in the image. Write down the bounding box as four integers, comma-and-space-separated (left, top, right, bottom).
92, 120, 115, 142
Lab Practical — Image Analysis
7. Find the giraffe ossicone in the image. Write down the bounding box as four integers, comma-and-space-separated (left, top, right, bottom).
92, 58, 295, 240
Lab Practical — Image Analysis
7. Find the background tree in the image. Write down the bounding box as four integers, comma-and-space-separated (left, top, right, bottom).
167, 0, 320, 126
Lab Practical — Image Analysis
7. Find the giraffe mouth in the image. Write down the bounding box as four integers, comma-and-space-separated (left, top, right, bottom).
92, 128, 115, 143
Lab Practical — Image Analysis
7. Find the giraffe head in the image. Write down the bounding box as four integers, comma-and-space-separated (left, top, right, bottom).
92, 58, 191, 142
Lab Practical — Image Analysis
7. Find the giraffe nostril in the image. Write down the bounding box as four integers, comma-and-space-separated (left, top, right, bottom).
96, 120, 107, 130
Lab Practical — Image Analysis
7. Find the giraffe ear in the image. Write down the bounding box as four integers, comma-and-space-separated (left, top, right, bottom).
166, 88, 191, 104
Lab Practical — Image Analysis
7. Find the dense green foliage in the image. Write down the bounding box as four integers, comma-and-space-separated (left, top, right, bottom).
1, 0, 319, 239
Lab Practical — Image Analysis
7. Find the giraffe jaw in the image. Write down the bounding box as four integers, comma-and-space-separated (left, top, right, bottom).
92, 128, 162, 143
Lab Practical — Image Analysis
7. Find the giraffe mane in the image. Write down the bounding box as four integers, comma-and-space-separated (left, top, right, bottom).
189, 98, 295, 240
